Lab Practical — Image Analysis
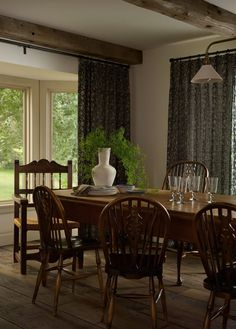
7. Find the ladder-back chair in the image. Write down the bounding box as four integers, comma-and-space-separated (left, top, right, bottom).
13, 159, 79, 274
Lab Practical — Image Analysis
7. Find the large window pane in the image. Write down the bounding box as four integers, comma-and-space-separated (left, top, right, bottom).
52, 92, 78, 185
0, 88, 24, 201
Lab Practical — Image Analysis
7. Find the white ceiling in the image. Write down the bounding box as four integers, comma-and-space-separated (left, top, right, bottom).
0, 0, 235, 50
0, 0, 235, 79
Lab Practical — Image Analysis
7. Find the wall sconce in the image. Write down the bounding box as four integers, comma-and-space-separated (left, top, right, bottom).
191, 37, 236, 84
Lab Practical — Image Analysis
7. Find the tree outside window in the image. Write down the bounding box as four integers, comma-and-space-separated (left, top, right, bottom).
0, 88, 24, 201
52, 92, 78, 186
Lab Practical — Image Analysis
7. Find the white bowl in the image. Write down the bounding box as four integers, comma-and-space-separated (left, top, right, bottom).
117, 184, 135, 193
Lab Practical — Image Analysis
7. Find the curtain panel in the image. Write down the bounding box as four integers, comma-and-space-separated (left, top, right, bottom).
77, 58, 130, 184
167, 53, 236, 194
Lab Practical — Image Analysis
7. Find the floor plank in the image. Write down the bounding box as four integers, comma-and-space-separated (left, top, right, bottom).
0, 246, 235, 329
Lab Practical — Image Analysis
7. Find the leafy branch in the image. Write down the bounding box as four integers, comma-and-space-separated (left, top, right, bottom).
78, 127, 148, 187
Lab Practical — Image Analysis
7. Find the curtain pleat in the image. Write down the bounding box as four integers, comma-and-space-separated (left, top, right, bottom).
77, 58, 130, 184
167, 53, 236, 194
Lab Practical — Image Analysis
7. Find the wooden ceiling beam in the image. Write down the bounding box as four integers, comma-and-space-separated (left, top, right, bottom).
0, 14, 142, 65
124, 0, 236, 37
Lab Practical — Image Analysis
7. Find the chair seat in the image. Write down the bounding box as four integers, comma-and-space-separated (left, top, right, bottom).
203, 269, 236, 297
105, 254, 162, 279
14, 217, 39, 230
42, 236, 100, 263
71, 236, 101, 250
14, 217, 80, 230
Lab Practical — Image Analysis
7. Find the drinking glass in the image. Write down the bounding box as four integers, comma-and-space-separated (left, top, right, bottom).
168, 175, 179, 202
176, 176, 188, 204
205, 177, 218, 203
188, 175, 201, 201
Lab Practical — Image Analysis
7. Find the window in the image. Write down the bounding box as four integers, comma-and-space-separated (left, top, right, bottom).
0, 76, 77, 203
0, 74, 39, 202
0, 87, 24, 201
40, 81, 78, 186
52, 92, 78, 185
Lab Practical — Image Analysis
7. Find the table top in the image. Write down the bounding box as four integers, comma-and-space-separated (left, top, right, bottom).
54, 188, 236, 218
54, 189, 236, 243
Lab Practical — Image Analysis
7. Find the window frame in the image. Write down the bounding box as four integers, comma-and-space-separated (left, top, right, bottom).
0, 76, 77, 206
0, 75, 40, 164
39, 80, 77, 160
0, 75, 39, 205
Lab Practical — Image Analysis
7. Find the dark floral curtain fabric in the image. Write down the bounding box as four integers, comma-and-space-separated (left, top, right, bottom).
78, 57, 130, 184
167, 52, 236, 194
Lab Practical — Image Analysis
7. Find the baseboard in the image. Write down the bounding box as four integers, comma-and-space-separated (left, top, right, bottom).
0, 231, 40, 247
0, 232, 13, 247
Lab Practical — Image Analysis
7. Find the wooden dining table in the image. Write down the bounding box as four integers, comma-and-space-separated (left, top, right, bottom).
54, 188, 236, 243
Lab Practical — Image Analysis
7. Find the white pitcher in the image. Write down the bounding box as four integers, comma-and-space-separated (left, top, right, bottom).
92, 148, 116, 186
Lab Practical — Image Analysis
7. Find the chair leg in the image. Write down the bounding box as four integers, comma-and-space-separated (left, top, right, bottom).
72, 254, 77, 272
20, 227, 27, 275
42, 254, 50, 287
95, 249, 104, 295
13, 224, 19, 263
78, 249, 84, 269
158, 276, 168, 322
53, 256, 63, 316
176, 241, 184, 285
149, 276, 157, 329
203, 291, 215, 329
32, 263, 45, 304
222, 296, 230, 329
101, 275, 111, 323
106, 275, 117, 329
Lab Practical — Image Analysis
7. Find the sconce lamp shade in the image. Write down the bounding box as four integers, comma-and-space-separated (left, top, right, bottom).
191, 64, 223, 84
191, 37, 236, 84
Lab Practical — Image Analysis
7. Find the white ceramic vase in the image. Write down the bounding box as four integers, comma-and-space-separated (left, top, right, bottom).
92, 148, 116, 186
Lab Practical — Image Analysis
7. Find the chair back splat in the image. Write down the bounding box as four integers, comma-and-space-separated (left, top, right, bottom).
194, 202, 236, 329
32, 186, 78, 315
33, 185, 71, 253
99, 196, 171, 329
162, 160, 209, 192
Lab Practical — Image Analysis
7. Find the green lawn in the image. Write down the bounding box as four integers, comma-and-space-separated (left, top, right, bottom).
0, 168, 14, 201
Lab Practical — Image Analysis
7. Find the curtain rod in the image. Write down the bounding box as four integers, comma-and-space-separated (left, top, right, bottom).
0, 37, 129, 68
170, 47, 236, 62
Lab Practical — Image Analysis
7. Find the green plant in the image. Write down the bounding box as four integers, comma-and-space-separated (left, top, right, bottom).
78, 127, 148, 187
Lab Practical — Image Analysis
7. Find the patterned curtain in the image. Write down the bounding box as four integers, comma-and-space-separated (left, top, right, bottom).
78, 57, 130, 184
167, 52, 236, 194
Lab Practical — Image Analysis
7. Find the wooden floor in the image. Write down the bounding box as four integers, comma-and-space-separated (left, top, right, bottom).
0, 246, 235, 329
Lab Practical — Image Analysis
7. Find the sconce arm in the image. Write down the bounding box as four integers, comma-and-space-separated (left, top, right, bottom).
204, 37, 236, 64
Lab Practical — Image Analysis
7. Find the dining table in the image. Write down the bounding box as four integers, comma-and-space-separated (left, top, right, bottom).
54, 188, 236, 244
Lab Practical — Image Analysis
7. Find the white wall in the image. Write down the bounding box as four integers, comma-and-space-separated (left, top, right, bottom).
1, 36, 236, 246
130, 36, 236, 188
0, 42, 78, 80
0, 42, 78, 246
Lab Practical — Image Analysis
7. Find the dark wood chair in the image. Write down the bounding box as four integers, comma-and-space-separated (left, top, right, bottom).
13, 159, 79, 274
98, 196, 171, 329
32, 185, 103, 315
162, 160, 209, 285
194, 202, 236, 329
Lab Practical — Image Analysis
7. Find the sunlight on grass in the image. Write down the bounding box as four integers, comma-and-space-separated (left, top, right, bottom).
0, 168, 14, 201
